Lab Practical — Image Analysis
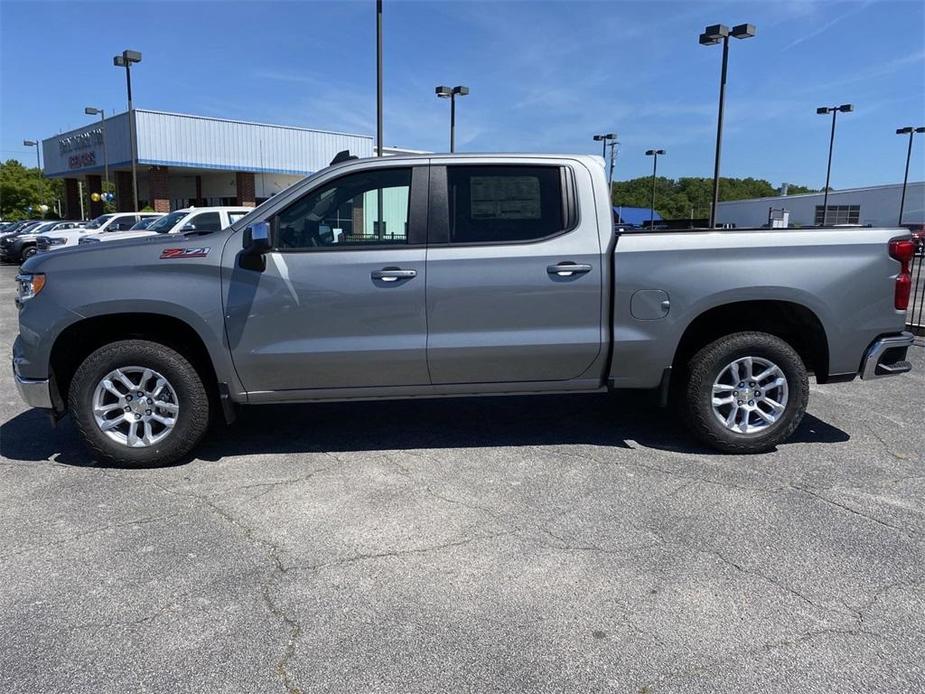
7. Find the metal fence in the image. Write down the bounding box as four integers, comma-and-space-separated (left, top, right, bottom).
908, 246, 925, 336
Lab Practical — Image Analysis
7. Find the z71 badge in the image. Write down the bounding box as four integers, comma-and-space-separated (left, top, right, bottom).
160, 247, 210, 259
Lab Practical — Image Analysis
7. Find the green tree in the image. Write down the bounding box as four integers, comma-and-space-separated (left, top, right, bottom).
611, 175, 818, 221
0, 160, 63, 220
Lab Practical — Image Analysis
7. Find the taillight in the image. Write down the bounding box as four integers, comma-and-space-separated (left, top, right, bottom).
888, 238, 915, 310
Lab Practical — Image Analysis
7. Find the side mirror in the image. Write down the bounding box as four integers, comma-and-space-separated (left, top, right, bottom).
180, 222, 197, 232
245, 221, 272, 254
240, 221, 271, 271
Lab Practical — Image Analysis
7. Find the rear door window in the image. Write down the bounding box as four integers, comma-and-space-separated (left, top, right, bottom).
445, 165, 567, 244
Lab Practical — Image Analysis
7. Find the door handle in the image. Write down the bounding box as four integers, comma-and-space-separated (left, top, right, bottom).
372, 267, 417, 282
547, 263, 592, 277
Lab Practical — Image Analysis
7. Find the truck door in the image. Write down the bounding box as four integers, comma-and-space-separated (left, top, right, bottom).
425, 162, 603, 384
222, 164, 430, 392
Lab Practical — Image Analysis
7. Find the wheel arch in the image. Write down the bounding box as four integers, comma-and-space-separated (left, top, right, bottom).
49, 312, 221, 411
671, 299, 830, 382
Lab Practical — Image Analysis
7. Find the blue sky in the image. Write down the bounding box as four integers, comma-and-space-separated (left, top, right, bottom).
1, 0, 923, 188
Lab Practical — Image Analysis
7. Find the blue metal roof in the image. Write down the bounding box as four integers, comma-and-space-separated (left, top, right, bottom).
614, 206, 662, 225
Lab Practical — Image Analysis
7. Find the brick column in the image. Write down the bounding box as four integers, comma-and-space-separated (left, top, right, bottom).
86, 174, 103, 218
64, 178, 81, 220
149, 166, 170, 213
115, 171, 134, 212
235, 171, 255, 207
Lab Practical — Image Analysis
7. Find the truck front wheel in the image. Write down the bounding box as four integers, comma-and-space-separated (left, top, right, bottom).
68, 340, 210, 467
683, 331, 809, 453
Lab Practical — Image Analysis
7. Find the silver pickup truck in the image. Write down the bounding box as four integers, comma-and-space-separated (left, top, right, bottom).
12, 153, 916, 466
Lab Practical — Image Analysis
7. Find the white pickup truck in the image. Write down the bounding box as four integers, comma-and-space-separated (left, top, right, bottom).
78, 207, 252, 245
37, 212, 162, 251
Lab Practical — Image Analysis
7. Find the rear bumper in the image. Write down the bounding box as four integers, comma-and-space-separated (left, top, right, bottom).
859, 332, 915, 380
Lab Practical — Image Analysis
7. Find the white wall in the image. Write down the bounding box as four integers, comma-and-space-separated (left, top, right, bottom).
716, 182, 925, 228
255, 173, 302, 199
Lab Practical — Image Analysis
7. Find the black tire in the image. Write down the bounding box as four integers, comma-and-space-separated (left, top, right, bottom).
68, 339, 210, 467
683, 331, 808, 454
20, 246, 37, 261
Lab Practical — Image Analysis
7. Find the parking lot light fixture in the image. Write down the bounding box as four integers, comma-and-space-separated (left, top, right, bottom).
436, 85, 469, 153
592, 132, 616, 159
593, 133, 618, 193
701, 22, 756, 228
84, 107, 109, 194
817, 103, 853, 225
114, 49, 142, 212
23, 139, 41, 171
896, 126, 925, 225
645, 149, 666, 229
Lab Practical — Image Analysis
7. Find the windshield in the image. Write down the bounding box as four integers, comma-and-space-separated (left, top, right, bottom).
84, 214, 115, 230
148, 210, 188, 233
129, 218, 154, 230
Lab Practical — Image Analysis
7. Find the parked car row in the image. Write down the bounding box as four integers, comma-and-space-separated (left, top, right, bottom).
0, 206, 252, 263
1, 220, 85, 262
76, 207, 251, 245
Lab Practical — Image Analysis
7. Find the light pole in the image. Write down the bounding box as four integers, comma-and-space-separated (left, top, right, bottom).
376, 0, 383, 157
22, 139, 41, 171
84, 107, 109, 194
700, 23, 756, 228
816, 103, 853, 225
114, 49, 142, 212
594, 133, 617, 198
645, 149, 665, 228
896, 126, 925, 225
436, 85, 469, 153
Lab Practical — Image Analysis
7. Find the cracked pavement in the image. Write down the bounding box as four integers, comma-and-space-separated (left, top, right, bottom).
1, 263, 923, 693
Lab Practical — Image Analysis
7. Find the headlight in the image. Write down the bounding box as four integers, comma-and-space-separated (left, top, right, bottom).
15, 273, 46, 304
48, 237, 67, 246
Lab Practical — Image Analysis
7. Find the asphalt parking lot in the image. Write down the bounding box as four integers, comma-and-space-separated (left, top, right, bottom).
1, 262, 923, 694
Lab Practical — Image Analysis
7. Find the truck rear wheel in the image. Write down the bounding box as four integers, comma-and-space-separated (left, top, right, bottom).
68, 340, 210, 467
683, 331, 808, 453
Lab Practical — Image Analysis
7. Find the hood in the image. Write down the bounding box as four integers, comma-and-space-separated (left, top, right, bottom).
94, 230, 157, 242
42, 228, 86, 239
21, 227, 233, 274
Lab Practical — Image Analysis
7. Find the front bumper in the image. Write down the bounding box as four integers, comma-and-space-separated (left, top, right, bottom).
859, 332, 915, 380
13, 364, 53, 409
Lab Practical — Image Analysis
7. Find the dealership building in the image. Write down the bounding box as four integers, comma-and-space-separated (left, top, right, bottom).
40, 109, 400, 219
715, 181, 925, 228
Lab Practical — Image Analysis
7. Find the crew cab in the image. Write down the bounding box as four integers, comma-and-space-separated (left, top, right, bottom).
12, 154, 916, 466
78, 206, 252, 245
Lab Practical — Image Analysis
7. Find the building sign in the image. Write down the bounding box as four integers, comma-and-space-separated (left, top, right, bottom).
57, 128, 102, 170
68, 152, 97, 169
58, 128, 103, 155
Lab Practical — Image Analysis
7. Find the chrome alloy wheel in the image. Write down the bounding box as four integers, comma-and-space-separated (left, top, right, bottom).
711, 356, 789, 435
92, 367, 179, 447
